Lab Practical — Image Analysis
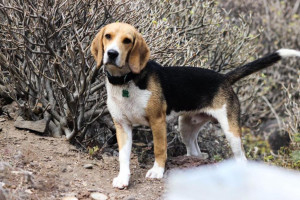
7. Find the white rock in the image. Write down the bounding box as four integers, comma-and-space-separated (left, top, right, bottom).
166, 160, 300, 200
90, 192, 108, 200
25, 189, 33, 194
0, 182, 5, 187
83, 164, 93, 169
62, 197, 78, 200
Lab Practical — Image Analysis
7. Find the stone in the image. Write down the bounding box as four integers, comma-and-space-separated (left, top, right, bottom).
10, 185, 16, 189
125, 196, 136, 200
117, 194, 126, 199
83, 164, 93, 169
268, 131, 290, 152
14, 116, 47, 133
25, 189, 33, 194
67, 165, 73, 172
2, 101, 18, 119
133, 142, 147, 147
62, 197, 78, 200
90, 192, 108, 200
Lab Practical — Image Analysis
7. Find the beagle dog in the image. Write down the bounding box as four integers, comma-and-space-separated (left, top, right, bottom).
91, 22, 300, 189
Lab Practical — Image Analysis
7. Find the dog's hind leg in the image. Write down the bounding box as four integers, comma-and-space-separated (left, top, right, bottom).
178, 114, 210, 159
207, 103, 247, 162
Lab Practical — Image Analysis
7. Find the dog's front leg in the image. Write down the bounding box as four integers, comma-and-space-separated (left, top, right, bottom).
112, 121, 132, 189
146, 116, 167, 179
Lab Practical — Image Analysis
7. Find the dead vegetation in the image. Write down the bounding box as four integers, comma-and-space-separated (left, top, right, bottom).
219, 0, 300, 166
0, 0, 299, 169
0, 0, 256, 145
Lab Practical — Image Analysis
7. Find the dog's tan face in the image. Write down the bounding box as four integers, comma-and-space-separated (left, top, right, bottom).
91, 23, 150, 74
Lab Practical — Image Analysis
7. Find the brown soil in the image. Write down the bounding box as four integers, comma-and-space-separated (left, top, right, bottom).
0, 118, 213, 200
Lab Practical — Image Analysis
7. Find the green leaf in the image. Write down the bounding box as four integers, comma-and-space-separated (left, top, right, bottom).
213, 154, 223, 161
264, 155, 274, 161
292, 14, 299, 19
93, 146, 99, 152
293, 134, 300, 142
291, 151, 300, 162
88, 147, 94, 156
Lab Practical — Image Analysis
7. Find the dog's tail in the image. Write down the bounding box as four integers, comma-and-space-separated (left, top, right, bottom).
225, 49, 300, 85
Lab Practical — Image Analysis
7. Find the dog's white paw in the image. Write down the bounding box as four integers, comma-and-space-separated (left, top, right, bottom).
112, 173, 130, 189
146, 164, 164, 179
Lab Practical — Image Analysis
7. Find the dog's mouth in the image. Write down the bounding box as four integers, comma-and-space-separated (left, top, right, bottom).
104, 61, 121, 68
104, 63, 131, 77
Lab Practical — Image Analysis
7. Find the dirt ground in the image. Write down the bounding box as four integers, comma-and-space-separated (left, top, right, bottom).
0, 118, 212, 200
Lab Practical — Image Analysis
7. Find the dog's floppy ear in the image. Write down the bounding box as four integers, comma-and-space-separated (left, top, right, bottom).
91, 27, 105, 68
128, 31, 150, 74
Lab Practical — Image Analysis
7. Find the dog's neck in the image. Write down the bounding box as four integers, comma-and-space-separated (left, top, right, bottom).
105, 70, 137, 85
104, 64, 134, 85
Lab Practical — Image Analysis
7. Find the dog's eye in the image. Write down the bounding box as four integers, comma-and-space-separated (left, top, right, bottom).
123, 38, 132, 44
105, 34, 111, 40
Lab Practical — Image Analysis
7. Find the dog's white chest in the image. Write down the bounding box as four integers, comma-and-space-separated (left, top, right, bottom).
106, 80, 152, 126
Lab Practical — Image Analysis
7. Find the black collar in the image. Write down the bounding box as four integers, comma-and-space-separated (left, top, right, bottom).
105, 70, 137, 85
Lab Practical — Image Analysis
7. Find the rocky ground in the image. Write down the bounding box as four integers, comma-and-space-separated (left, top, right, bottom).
0, 118, 213, 200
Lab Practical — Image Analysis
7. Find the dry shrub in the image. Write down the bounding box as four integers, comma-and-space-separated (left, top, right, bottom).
0, 0, 298, 162
282, 76, 299, 159
219, 0, 300, 166
220, 0, 300, 136
0, 0, 257, 151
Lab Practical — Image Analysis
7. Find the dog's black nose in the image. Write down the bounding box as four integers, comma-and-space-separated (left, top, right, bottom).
107, 50, 119, 60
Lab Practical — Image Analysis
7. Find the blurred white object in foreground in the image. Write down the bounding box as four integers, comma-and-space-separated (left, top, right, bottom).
166, 160, 300, 200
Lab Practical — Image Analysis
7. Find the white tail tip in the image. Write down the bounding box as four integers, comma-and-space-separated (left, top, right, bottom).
277, 49, 300, 57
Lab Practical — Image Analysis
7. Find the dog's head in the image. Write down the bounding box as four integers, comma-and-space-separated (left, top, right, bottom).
91, 23, 150, 74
